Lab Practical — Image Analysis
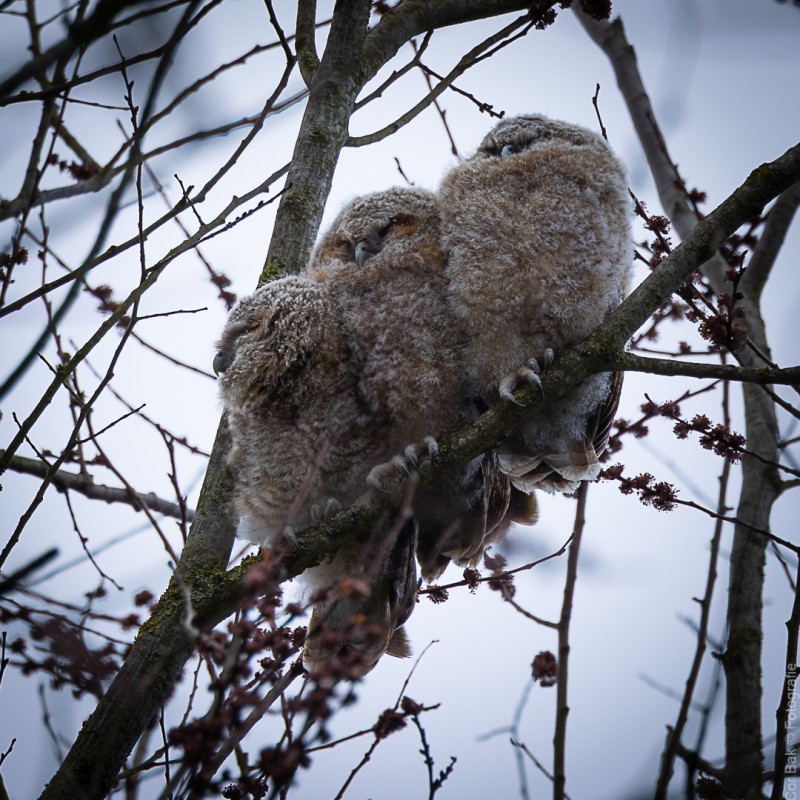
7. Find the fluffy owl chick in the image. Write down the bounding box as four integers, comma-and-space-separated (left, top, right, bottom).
438, 114, 633, 493
217, 274, 419, 679
216, 275, 372, 546
301, 188, 537, 673
310, 187, 533, 575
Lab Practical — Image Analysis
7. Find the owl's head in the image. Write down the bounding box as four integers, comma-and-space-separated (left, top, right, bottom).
473, 114, 608, 161
214, 276, 329, 402
309, 187, 440, 277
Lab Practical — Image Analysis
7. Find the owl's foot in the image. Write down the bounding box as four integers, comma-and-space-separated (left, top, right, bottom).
310, 498, 342, 523
367, 436, 438, 492
282, 526, 298, 548
499, 348, 554, 405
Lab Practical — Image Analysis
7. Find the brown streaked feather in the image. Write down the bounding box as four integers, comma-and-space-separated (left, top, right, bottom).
589, 370, 623, 457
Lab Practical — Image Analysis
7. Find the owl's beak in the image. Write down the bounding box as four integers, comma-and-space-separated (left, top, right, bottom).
354, 240, 372, 266
212, 351, 227, 376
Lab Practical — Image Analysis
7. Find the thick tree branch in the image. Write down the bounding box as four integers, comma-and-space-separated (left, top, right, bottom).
2, 451, 193, 521
261, 0, 372, 280
295, 0, 320, 86
39, 421, 235, 800
741, 180, 800, 299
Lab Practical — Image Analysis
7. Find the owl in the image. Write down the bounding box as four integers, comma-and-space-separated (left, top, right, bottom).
308, 187, 537, 571
216, 274, 414, 678
300, 187, 538, 674
438, 114, 633, 493
215, 275, 374, 545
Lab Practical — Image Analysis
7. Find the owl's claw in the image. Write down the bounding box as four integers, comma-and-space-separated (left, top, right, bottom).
500, 367, 543, 405
283, 526, 298, 548
325, 498, 342, 517
404, 436, 438, 468
311, 498, 342, 523
367, 437, 439, 491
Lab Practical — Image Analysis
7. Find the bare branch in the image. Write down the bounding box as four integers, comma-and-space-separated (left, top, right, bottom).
612, 352, 800, 386
2, 451, 194, 521
553, 484, 587, 800
654, 383, 732, 798
741, 180, 800, 299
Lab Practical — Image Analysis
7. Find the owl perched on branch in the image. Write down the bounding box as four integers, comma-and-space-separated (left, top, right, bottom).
438, 114, 632, 493
216, 188, 535, 676
301, 187, 536, 674
309, 187, 536, 577
215, 274, 414, 676
214, 275, 370, 543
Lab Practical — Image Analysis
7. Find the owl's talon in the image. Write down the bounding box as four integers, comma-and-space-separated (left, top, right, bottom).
403, 436, 438, 468
392, 454, 412, 476
311, 499, 341, 522
325, 498, 341, 517
283, 526, 298, 548
367, 462, 396, 492
499, 383, 525, 406
500, 367, 542, 404
543, 347, 554, 368
422, 435, 438, 458
404, 444, 420, 468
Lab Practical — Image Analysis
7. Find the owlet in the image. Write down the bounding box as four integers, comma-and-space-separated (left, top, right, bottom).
438, 114, 632, 493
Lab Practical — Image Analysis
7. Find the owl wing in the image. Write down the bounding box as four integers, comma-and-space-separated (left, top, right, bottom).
498, 371, 623, 494
415, 450, 539, 582
303, 514, 418, 679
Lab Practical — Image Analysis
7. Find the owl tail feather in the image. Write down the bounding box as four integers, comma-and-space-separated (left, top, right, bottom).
385, 626, 412, 659
497, 439, 601, 495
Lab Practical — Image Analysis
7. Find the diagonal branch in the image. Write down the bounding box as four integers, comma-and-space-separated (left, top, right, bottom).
610, 353, 800, 386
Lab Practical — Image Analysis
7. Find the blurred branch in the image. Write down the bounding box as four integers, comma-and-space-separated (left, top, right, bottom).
741, 181, 800, 299
0, 0, 205, 401
2, 450, 195, 521
654, 383, 731, 798
553, 484, 587, 800
0, 548, 58, 596
0, 0, 154, 100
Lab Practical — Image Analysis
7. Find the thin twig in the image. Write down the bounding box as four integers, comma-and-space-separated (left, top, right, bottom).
554, 483, 588, 800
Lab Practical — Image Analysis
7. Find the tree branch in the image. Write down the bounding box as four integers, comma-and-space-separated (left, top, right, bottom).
554, 484, 588, 800
741, 180, 800, 300
611, 352, 800, 386
2, 451, 193, 521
